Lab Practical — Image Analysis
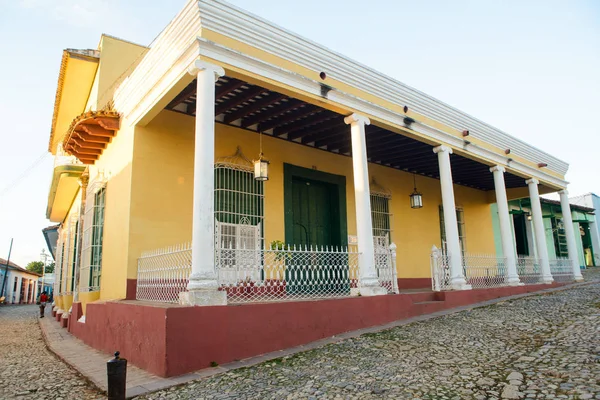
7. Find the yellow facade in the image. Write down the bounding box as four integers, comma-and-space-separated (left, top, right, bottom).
46, 7, 568, 310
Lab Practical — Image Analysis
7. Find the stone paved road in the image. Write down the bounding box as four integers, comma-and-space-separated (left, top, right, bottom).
0, 305, 103, 399
138, 269, 600, 400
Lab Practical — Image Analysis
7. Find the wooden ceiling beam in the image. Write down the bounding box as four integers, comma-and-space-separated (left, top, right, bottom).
215, 86, 267, 116
296, 120, 347, 143
167, 81, 196, 109
277, 112, 338, 139
72, 145, 102, 155
241, 98, 303, 128
260, 106, 322, 134
222, 93, 286, 124
313, 130, 349, 147
215, 79, 247, 100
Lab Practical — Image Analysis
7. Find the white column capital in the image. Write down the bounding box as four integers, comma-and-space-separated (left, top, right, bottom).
490, 165, 506, 174
344, 113, 370, 126
558, 189, 568, 196
526, 178, 539, 185
433, 145, 453, 155
187, 59, 225, 81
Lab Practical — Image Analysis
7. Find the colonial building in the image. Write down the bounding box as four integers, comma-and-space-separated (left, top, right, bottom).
45, 0, 585, 377
0, 259, 41, 304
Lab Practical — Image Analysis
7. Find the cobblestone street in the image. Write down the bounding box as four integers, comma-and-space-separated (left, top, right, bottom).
0, 305, 102, 399
138, 271, 600, 400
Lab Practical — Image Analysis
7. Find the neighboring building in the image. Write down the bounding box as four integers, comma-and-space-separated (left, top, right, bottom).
570, 193, 600, 265
0, 259, 41, 304
42, 224, 60, 260
492, 198, 599, 269
44, 0, 586, 377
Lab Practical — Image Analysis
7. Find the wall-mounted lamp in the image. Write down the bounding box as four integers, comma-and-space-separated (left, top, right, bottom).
526, 212, 532, 221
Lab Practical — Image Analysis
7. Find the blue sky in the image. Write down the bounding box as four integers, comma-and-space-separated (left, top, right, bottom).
0, 0, 598, 266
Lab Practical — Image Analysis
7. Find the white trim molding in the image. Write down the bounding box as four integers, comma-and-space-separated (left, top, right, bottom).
112, 0, 569, 188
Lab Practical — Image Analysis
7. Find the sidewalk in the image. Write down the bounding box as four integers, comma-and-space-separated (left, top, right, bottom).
39, 274, 598, 399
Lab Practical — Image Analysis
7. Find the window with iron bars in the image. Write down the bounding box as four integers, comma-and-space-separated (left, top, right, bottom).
439, 206, 466, 255
70, 220, 79, 292
81, 180, 106, 292
370, 192, 392, 246
214, 163, 264, 267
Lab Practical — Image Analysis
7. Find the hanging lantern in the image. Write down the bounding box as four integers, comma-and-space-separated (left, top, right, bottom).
254, 155, 269, 181
254, 130, 269, 181
409, 173, 423, 209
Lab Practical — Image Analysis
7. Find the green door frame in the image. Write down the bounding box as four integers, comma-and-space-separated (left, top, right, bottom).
283, 164, 348, 247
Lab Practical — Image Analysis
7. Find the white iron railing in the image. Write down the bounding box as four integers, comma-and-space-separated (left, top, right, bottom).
549, 258, 574, 283
463, 253, 508, 289
136, 242, 398, 304
136, 243, 192, 303
430, 246, 451, 291
516, 256, 543, 284
218, 244, 366, 303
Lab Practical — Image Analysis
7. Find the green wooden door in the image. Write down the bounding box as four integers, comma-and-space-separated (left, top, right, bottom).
287, 177, 347, 295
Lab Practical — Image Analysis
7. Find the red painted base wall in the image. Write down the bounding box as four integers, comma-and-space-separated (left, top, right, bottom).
68, 282, 565, 377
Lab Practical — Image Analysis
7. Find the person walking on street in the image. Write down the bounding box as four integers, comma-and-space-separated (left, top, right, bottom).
39, 291, 48, 318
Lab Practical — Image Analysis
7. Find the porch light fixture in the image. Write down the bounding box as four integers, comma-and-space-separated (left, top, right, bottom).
409, 173, 423, 209
254, 131, 269, 181
526, 212, 532, 221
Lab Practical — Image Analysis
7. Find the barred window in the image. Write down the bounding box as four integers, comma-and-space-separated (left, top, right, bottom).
81, 174, 106, 292
214, 149, 265, 285
439, 206, 466, 255
370, 192, 392, 246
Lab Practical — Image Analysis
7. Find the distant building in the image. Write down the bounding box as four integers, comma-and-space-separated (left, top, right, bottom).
0, 259, 41, 304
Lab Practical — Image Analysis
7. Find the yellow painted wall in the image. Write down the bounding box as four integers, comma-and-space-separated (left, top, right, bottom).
116, 110, 497, 285
79, 291, 101, 315
86, 35, 148, 111
92, 116, 136, 301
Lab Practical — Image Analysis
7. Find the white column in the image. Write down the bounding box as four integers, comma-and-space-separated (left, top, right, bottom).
559, 190, 584, 281
589, 220, 600, 267
180, 60, 227, 306
526, 178, 553, 283
344, 113, 386, 296
490, 166, 521, 285
433, 145, 470, 290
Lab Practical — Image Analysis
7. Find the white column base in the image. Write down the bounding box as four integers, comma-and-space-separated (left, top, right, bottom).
358, 286, 388, 297
179, 290, 227, 306
61, 312, 69, 320
574, 276, 584, 282
541, 275, 554, 284
450, 276, 472, 291
506, 276, 523, 286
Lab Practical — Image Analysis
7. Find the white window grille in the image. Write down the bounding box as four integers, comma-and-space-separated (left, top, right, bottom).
370, 180, 392, 245
60, 213, 78, 295
439, 206, 466, 255
54, 228, 65, 295
214, 147, 265, 284
80, 173, 106, 292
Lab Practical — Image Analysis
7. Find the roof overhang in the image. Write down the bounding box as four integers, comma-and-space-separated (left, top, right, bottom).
62, 110, 120, 164
49, 49, 100, 154
42, 225, 60, 260
46, 165, 86, 222
112, 0, 569, 191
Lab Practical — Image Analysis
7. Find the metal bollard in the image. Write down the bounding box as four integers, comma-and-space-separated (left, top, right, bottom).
107, 351, 127, 400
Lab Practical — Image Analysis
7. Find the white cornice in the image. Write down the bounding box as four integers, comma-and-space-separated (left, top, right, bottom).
197, 38, 568, 189
197, 0, 568, 177
111, 0, 568, 189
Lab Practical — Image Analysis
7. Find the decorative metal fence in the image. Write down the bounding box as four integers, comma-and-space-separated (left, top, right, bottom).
430, 246, 451, 291
218, 244, 361, 303
549, 258, 574, 283
516, 256, 543, 284
136, 243, 192, 303
136, 241, 398, 304
463, 253, 508, 289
